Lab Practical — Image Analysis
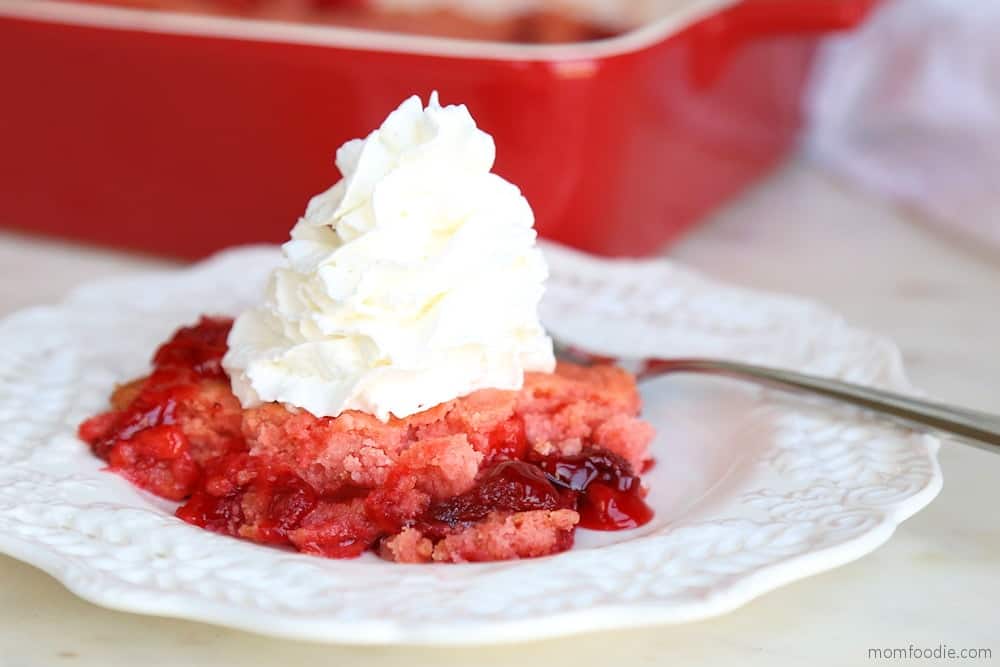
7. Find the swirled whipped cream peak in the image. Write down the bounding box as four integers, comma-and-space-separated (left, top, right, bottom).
223, 92, 555, 421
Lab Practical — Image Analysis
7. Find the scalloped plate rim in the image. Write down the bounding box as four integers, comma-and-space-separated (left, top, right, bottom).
0, 472, 940, 645
0, 244, 943, 645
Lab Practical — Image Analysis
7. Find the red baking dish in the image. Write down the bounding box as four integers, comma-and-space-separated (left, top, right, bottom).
0, 0, 878, 259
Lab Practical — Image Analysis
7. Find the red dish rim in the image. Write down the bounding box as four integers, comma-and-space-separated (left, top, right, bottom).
0, 0, 735, 60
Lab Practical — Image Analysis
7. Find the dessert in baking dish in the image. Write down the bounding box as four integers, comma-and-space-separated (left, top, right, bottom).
79, 94, 655, 562
73, 0, 623, 43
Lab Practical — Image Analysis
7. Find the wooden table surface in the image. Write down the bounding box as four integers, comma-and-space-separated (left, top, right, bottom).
1, 160, 998, 666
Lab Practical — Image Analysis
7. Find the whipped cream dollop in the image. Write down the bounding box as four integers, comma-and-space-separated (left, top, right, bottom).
223, 93, 555, 421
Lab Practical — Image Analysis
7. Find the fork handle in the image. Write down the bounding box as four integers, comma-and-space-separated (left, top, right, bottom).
643, 359, 1000, 453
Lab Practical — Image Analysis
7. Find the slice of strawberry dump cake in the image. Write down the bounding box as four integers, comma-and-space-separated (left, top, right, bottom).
79, 93, 656, 562
80, 317, 655, 562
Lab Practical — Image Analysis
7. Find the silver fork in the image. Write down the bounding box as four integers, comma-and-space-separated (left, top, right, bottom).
553, 340, 1000, 453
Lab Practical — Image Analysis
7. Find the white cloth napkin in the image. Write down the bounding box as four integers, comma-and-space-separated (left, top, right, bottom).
806, 0, 1000, 249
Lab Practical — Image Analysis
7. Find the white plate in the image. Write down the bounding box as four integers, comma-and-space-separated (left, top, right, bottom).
0, 243, 941, 645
